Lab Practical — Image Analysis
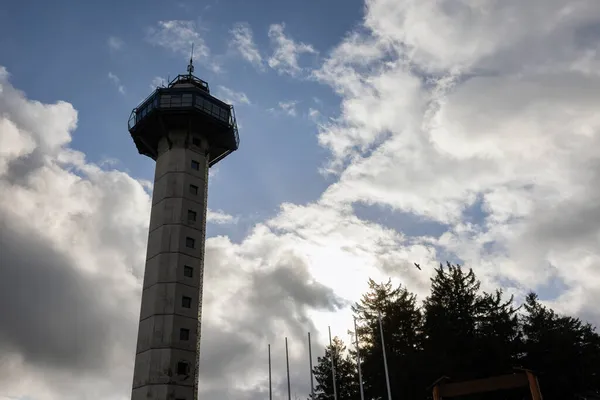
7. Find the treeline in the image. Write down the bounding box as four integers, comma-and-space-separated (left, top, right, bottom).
311, 263, 600, 400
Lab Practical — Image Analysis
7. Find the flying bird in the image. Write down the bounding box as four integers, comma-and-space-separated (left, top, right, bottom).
414, 262, 422, 271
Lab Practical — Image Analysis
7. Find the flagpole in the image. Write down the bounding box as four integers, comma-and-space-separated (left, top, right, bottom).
378, 310, 392, 400
268, 344, 273, 400
308, 332, 315, 400
285, 337, 292, 400
353, 317, 365, 400
328, 326, 338, 400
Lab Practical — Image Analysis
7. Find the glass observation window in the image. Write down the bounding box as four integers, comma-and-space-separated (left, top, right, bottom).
170, 95, 181, 107
132, 91, 233, 128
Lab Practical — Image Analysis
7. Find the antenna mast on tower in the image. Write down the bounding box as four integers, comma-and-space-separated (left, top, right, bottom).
187, 43, 195, 76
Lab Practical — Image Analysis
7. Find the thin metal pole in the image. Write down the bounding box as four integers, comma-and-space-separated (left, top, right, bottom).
308, 332, 315, 400
378, 311, 392, 400
354, 317, 365, 400
286, 337, 292, 400
328, 326, 338, 400
268, 344, 273, 400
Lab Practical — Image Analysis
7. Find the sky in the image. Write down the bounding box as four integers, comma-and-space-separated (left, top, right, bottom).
1, 0, 600, 399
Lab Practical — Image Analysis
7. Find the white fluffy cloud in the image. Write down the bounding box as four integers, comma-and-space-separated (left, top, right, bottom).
147, 20, 208, 60
150, 76, 167, 90
146, 20, 221, 73
277, 100, 298, 116
268, 23, 317, 77
313, 0, 600, 319
230, 23, 264, 69
0, 66, 142, 400
216, 85, 251, 105
108, 72, 126, 94
207, 209, 239, 224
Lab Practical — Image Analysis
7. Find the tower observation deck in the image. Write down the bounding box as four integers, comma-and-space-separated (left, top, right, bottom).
128, 58, 239, 400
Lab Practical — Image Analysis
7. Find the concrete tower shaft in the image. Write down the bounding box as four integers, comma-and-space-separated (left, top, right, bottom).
132, 132, 210, 400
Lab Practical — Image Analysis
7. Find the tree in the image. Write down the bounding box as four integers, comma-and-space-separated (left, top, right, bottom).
329, 263, 600, 400
472, 288, 523, 378
521, 292, 600, 400
420, 262, 524, 390
353, 279, 425, 400
422, 263, 486, 381
311, 337, 359, 400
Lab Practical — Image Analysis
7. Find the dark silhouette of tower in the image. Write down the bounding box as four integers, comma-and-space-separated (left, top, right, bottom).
127, 57, 239, 400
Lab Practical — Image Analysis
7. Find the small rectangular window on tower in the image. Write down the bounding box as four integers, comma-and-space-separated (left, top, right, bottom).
184, 265, 193, 277
186, 237, 195, 248
177, 361, 189, 375
191, 160, 200, 170
188, 210, 197, 222
182, 296, 192, 308
180, 328, 190, 341
189, 184, 198, 195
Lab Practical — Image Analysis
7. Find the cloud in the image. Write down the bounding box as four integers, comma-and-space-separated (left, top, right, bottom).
107, 36, 124, 52
308, 108, 321, 123
150, 76, 167, 90
216, 85, 251, 105
0, 67, 347, 400
0, 68, 142, 399
312, 0, 600, 322
277, 100, 299, 116
0, 216, 129, 372
146, 20, 221, 73
207, 209, 239, 224
268, 23, 317, 77
107, 72, 125, 95
4, 0, 600, 398
230, 23, 264, 69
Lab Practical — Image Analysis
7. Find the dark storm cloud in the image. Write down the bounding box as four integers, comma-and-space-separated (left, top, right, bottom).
254, 263, 346, 310
525, 156, 600, 252
4, 152, 47, 184
194, 247, 347, 399
530, 200, 600, 249
247, 255, 347, 341
0, 213, 119, 372
198, 327, 256, 380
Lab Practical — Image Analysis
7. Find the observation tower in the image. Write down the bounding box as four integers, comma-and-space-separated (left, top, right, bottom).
127, 56, 239, 400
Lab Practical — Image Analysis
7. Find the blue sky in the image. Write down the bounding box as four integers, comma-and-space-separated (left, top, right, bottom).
0, 0, 368, 241
2, 1, 600, 399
